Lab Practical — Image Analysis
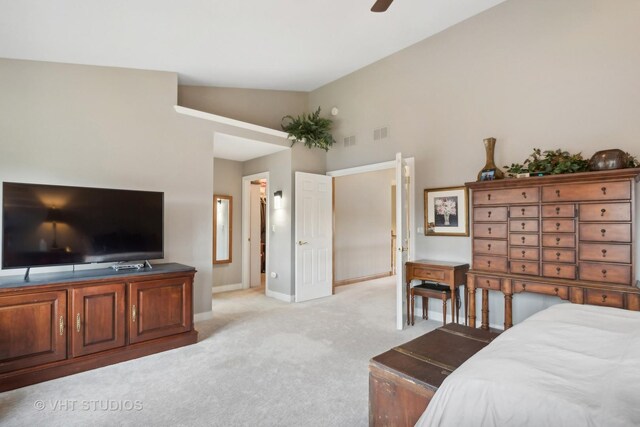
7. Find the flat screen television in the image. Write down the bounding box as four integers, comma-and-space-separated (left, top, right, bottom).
2, 182, 164, 269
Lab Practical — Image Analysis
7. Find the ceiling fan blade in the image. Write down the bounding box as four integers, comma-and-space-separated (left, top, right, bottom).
371, 0, 394, 13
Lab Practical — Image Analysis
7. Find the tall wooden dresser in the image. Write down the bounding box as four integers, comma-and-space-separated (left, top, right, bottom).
466, 168, 640, 329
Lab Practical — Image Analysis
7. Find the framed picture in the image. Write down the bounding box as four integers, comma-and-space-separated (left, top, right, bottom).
424, 186, 469, 237
479, 169, 496, 181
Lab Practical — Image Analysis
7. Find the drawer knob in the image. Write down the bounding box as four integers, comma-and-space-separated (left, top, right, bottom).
554, 287, 559, 296
555, 189, 561, 197
602, 294, 607, 303
486, 280, 490, 285
521, 265, 526, 272
488, 227, 492, 235
521, 192, 527, 199
487, 193, 492, 201
522, 283, 527, 291
487, 210, 492, 218
556, 222, 561, 230
521, 222, 526, 230
601, 208, 606, 216
521, 250, 526, 258
556, 237, 561, 245
602, 269, 607, 278
601, 228, 606, 237
556, 252, 561, 260
488, 243, 492, 251
521, 208, 525, 216
521, 236, 526, 244
556, 267, 561, 275
487, 260, 492, 267
555, 207, 560, 214
601, 187, 607, 195
602, 249, 607, 258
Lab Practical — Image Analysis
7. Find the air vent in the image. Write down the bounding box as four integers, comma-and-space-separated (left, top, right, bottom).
373, 126, 389, 141
343, 135, 356, 147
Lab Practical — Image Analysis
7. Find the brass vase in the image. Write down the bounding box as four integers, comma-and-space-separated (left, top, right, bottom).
477, 137, 505, 181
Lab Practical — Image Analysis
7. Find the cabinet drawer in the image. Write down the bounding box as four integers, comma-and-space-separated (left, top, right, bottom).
542, 234, 576, 248
542, 219, 575, 233
585, 289, 624, 308
510, 247, 540, 261
513, 281, 568, 299
476, 276, 501, 291
579, 223, 631, 243
542, 249, 576, 263
509, 233, 539, 247
579, 203, 631, 222
510, 260, 540, 276
474, 187, 539, 205
542, 181, 631, 202
542, 204, 576, 218
412, 267, 449, 282
473, 207, 508, 222
542, 263, 577, 280
579, 243, 631, 264
473, 239, 507, 256
474, 223, 507, 239
509, 220, 539, 233
474, 256, 508, 273
579, 262, 632, 285
510, 205, 539, 218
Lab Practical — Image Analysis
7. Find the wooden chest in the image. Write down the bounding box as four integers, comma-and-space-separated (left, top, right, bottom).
369, 324, 500, 427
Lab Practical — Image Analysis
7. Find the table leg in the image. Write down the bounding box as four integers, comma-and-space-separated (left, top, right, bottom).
481, 289, 489, 331
504, 293, 513, 330
450, 284, 456, 324
406, 281, 411, 326
464, 284, 468, 326
467, 275, 476, 328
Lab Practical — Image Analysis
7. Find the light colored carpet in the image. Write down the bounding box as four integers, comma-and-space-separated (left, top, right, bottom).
0, 276, 438, 426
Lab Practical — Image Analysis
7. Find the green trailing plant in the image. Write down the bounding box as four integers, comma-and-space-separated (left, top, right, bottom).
281, 107, 336, 151
626, 152, 640, 168
504, 148, 589, 176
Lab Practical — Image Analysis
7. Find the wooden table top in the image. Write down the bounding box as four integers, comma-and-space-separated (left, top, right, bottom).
407, 260, 470, 269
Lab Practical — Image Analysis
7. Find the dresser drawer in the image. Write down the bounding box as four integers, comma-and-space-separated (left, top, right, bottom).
542, 249, 576, 263
542, 181, 631, 202
411, 267, 449, 282
510, 247, 540, 261
542, 263, 577, 280
476, 276, 501, 291
585, 289, 624, 308
542, 204, 576, 218
579, 262, 631, 285
542, 219, 575, 233
509, 233, 539, 247
474, 256, 508, 273
510, 205, 539, 218
509, 220, 539, 233
513, 281, 568, 299
510, 260, 540, 276
474, 223, 507, 239
473, 239, 508, 256
579, 203, 631, 222
579, 243, 631, 264
474, 187, 539, 205
473, 207, 508, 222
542, 234, 576, 248
579, 223, 631, 243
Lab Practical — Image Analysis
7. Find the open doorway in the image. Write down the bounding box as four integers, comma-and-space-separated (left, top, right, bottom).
242, 172, 270, 293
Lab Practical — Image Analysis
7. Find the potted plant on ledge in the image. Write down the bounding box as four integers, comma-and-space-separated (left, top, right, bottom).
281, 107, 336, 151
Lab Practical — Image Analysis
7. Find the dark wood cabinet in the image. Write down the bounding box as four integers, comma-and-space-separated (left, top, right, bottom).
0, 290, 67, 374
70, 283, 126, 357
0, 263, 197, 391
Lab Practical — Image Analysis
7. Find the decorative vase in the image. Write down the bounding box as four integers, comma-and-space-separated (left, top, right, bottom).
588, 149, 627, 171
477, 137, 505, 181
444, 213, 450, 226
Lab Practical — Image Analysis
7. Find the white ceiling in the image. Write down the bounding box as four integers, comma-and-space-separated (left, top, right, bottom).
0, 0, 506, 91
213, 133, 289, 162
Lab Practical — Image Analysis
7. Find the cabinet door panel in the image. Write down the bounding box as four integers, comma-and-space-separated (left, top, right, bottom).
129, 277, 192, 344
0, 291, 67, 373
71, 283, 125, 357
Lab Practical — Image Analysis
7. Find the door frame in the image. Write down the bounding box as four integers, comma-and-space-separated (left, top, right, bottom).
326, 157, 415, 327
242, 172, 270, 292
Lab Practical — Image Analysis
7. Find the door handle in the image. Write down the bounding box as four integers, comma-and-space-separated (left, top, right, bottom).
76, 313, 81, 332
398, 246, 408, 252
298, 241, 309, 245
132, 305, 137, 323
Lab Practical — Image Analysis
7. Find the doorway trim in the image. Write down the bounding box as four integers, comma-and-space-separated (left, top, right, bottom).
242, 172, 270, 292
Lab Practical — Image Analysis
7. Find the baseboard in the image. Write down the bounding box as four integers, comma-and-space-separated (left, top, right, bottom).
334, 272, 393, 287
266, 288, 293, 302
194, 311, 214, 322
211, 283, 243, 294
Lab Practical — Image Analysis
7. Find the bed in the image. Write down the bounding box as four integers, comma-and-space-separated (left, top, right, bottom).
416, 303, 640, 427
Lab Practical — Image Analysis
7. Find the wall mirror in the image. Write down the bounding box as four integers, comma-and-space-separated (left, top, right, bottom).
213, 195, 232, 264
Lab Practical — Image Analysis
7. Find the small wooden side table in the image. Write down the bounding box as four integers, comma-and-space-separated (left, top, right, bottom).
405, 260, 469, 326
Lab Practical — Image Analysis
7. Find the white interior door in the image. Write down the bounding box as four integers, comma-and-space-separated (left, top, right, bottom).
295, 172, 333, 302
396, 153, 409, 330
249, 183, 262, 288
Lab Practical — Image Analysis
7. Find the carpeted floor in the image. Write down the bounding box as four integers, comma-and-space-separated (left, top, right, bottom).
0, 276, 438, 426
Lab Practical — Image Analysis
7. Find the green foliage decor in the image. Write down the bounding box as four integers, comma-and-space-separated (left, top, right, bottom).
504, 148, 589, 176
281, 107, 336, 151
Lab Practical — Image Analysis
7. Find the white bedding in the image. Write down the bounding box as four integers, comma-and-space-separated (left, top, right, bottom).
417, 303, 640, 427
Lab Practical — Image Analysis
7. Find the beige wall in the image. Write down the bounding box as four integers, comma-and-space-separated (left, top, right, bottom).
213, 158, 244, 287
0, 58, 215, 314
311, 0, 640, 324
179, 85, 308, 131
334, 169, 394, 282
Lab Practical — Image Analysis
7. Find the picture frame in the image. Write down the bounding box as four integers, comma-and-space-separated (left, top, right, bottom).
424, 186, 469, 237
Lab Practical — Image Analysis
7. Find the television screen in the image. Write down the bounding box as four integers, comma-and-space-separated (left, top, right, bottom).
2, 182, 164, 269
